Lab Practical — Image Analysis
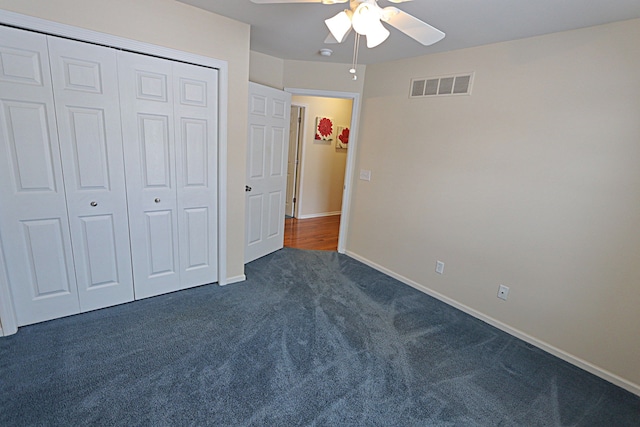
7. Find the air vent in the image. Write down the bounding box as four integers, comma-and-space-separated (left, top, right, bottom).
410, 72, 474, 98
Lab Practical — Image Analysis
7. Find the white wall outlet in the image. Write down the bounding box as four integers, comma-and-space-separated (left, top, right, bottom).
497, 285, 510, 301
359, 169, 372, 181
435, 260, 445, 275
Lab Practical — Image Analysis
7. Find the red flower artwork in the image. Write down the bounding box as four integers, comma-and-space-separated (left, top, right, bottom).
338, 127, 349, 145
317, 117, 333, 138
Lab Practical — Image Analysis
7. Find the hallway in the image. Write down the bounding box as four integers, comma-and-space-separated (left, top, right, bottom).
283, 215, 340, 251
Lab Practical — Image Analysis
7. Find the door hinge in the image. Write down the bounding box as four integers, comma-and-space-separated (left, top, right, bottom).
293, 197, 296, 203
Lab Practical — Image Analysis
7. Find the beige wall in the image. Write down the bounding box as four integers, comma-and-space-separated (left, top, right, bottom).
284, 60, 366, 94
293, 96, 352, 218
347, 19, 640, 389
0, 0, 250, 281
249, 51, 368, 94
249, 53, 367, 95
249, 52, 367, 94
249, 51, 284, 89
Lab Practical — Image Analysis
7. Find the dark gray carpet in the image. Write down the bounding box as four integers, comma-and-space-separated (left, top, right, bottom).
1, 248, 638, 426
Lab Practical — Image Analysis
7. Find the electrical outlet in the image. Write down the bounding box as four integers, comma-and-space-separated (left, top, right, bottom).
435, 260, 445, 275
497, 285, 510, 301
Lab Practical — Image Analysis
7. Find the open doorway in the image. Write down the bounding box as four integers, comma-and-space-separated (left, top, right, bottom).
284, 90, 360, 253
284, 102, 342, 251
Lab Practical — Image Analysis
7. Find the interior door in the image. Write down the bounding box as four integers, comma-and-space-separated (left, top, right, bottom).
119, 51, 180, 299
0, 26, 80, 325
285, 105, 302, 217
48, 36, 134, 311
173, 62, 219, 289
245, 83, 291, 263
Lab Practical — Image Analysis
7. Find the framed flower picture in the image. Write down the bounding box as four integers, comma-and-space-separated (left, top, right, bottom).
336, 126, 349, 149
315, 116, 334, 142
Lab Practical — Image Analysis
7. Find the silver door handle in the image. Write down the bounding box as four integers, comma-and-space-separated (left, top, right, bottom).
154, 198, 161, 203
245, 185, 252, 192
90, 201, 98, 207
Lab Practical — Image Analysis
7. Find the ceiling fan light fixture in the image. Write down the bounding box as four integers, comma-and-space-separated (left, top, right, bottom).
325, 10, 352, 43
365, 21, 390, 48
351, 3, 378, 36
351, 2, 390, 48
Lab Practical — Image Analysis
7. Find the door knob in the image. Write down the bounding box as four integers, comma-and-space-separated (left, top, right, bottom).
245, 185, 252, 192
154, 198, 161, 203
90, 201, 98, 207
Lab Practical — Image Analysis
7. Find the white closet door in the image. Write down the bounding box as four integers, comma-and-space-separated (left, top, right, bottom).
0, 26, 80, 325
118, 51, 180, 299
47, 36, 134, 311
173, 62, 218, 289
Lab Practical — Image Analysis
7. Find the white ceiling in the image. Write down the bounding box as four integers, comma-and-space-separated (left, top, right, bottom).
178, 0, 640, 65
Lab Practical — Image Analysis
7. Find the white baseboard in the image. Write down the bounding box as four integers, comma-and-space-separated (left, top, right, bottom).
344, 250, 640, 397
297, 211, 341, 219
220, 274, 246, 286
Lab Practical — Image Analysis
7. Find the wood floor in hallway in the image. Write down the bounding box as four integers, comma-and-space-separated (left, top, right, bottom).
284, 215, 340, 251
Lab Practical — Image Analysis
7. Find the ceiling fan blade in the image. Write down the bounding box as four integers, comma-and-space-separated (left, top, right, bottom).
250, 0, 348, 4
383, 7, 445, 46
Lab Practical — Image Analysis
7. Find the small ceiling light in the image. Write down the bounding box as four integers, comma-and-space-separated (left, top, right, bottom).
319, 48, 333, 57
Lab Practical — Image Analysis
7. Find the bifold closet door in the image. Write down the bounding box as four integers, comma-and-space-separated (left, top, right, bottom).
118, 52, 219, 299
47, 36, 134, 311
172, 62, 218, 289
0, 25, 219, 324
118, 52, 180, 299
0, 27, 80, 325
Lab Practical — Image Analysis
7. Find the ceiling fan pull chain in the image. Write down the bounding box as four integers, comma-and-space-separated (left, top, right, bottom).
350, 33, 360, 80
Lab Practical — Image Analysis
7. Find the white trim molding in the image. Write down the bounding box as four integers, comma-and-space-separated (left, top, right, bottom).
284, 88, 361, 255
220, 275, 247, 287
297, 211, 341, 220
0, 10, 229, 331
345, 250, 640, 397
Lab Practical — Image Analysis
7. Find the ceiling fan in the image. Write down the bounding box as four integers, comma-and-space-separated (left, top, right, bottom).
250, 0, 445, 49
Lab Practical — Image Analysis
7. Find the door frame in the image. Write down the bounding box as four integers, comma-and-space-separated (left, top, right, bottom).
0, 10, 230, 336
284, 88, 360, 254
289, 104, 306, 219
286, 104, 305, 218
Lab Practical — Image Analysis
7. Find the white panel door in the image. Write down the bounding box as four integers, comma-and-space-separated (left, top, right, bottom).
0, 26, 80, 325
119, 51, 180, 299
47, 36, 134, 311
173, 62, 218, 289
245, 83, 291, 263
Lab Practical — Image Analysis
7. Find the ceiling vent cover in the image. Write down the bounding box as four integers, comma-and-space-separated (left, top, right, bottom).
410, 72, 474, 98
